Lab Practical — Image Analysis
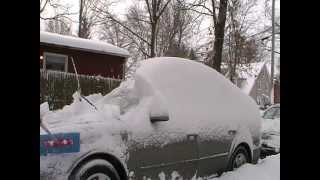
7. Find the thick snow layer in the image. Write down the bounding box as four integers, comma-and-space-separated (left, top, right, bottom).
40, 80, 137, 129
40, 31, 130, 58
135, 57, 261, 140
40, 102, 50, 118
154, 154, 280, 180
209, 154, 280, 180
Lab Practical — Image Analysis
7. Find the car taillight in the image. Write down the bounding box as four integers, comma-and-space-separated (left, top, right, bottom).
44, 139, 74, 148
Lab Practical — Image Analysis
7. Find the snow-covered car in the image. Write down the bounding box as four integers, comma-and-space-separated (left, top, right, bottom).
40, 57, 262, 180
260, 104, 280, 157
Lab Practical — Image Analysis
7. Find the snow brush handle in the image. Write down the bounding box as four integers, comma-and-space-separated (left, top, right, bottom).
80, 94, 98, 110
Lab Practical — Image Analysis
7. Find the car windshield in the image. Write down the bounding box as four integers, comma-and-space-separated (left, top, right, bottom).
273, 108, 280, 119
263, 107, 280, 119
99, 82, 139, 115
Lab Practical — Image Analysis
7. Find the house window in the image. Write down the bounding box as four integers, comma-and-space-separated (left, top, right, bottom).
43, 52, 68, 72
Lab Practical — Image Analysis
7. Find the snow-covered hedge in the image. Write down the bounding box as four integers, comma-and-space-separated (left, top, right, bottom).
40, 70, 121, 110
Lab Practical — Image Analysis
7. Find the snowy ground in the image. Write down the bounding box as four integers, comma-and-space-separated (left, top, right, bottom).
209, 154, 280, 180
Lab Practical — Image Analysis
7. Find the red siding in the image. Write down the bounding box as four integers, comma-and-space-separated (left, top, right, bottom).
40, 44, 126, 79
274, 81, 280, 103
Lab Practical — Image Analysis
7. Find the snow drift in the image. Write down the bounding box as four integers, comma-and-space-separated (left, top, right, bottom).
210, 154, 280, 180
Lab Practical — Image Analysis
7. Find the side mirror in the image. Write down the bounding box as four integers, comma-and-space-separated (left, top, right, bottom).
149, 92, 169, 123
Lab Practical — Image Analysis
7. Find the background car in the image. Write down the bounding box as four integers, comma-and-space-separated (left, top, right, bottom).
262, 104, 280, 120
40, 57, 262, 180
260, 104, 280, 158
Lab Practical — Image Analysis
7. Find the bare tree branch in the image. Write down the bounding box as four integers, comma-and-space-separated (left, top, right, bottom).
211, 0, 217, 25
145, 0, 153, 22
181, 7, 213, 16
157, 0, 173, 19
40, 0, 49, 13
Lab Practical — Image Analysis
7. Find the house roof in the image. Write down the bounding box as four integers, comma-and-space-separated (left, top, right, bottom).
40, 31, 130, 58
237, 61, 269, 94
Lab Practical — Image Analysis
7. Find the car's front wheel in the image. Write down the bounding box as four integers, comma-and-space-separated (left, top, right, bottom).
227, 146, 250, 171
69, 159, 120, 180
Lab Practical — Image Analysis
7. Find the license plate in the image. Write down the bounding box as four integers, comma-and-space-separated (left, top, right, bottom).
40, 132, 80, 156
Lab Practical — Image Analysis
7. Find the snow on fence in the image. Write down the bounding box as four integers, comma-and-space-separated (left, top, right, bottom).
40, 70, 121, 110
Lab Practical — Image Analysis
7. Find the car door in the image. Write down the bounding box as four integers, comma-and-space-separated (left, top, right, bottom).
126, 119, 199, 179
196, 120, 236, 177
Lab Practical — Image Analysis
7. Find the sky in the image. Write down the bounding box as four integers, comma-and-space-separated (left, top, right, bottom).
41, 0, 279, 35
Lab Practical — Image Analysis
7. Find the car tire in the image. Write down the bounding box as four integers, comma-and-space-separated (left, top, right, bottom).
69, 159, 121, 180
227, 146, 250, 171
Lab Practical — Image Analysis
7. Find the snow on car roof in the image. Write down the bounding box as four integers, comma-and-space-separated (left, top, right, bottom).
135, 57, 261, 135
40, 31, 130, 58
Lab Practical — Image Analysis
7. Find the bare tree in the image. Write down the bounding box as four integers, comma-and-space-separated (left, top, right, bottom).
45, 17, 72, 35
224, 0, 261, 82
40, 0, 72, 21
145, 0, 173, 57
180, 0, 228, 72
181, 0, 228, 72
94, 0, 172, 58
78, 0, 100, 38
96, 0, 201, 77
211, 0, 228, 72
100, 20, 140, 79
158, 0, 202, 58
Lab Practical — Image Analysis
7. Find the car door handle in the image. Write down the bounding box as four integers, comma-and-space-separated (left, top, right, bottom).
228, 130, 237, 136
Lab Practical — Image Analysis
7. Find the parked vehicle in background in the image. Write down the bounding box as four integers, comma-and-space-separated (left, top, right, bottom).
40, 57, 262, 180
261, 104, 280, 158
262, 104, 280, 120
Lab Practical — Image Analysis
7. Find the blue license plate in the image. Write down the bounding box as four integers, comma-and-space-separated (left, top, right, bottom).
40, 132, 80, 156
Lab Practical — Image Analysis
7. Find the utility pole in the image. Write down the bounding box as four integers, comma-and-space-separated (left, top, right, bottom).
270, 0, 275, 103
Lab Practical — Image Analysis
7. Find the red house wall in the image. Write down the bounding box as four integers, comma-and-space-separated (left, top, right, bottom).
274, 81, 280, 103
40, 44, 126, 79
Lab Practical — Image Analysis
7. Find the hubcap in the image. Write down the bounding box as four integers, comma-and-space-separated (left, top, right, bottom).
233, 152, 247, 169
87, 173, 111, 180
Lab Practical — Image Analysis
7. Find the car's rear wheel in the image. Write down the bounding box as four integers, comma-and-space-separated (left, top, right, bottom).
227, 146, 250, 171
69, 159, 120, 180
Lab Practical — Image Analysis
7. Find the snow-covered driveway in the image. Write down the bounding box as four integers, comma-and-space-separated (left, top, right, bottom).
209, 154, 280, 180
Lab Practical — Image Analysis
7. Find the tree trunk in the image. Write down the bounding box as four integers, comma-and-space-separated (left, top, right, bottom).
150, 21, 157, 57
78, 0, 84, 37
212, 0, 228, 73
